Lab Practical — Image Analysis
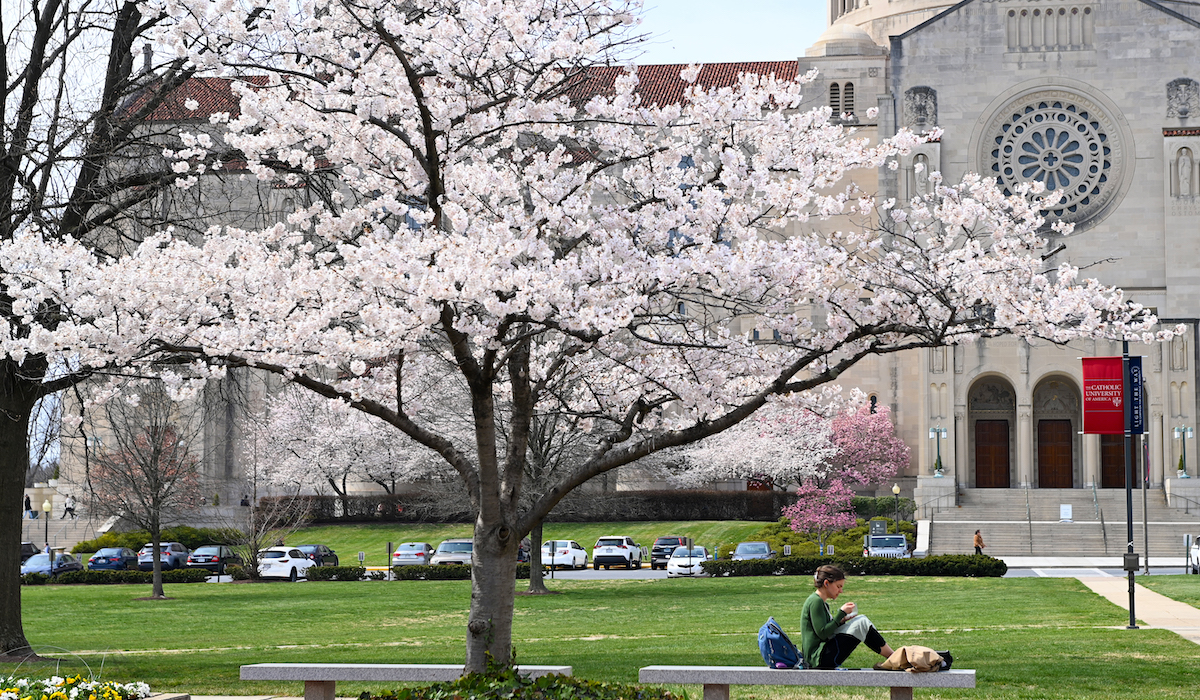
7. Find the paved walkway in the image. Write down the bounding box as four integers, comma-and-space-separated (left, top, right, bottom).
1076, 576, 1200, 645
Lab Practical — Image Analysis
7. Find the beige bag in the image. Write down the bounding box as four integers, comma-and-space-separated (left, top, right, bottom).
873, 645, 943, 673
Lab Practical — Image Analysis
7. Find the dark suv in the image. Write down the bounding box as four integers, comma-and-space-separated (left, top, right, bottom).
20, 542, 40, 564
650, 536, 687, 570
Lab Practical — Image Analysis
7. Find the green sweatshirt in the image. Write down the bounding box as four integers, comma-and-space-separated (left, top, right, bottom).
800, 590, 846, 667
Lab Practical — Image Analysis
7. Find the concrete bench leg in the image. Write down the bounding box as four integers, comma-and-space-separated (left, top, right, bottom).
702, 684, 729, 700
890, 687, 913, 700
304, 680, 337, 700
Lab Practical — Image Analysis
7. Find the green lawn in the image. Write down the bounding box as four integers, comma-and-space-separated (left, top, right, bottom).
1136, 574, 1200, 607
18, 575, 1200, 698
288, 521, 769, 566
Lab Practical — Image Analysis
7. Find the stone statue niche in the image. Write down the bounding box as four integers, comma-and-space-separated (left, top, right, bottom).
904, 86, 938, 131
1178, 147, 1195, 198
913, 153, 930, 197
1167, 78, 1199, 119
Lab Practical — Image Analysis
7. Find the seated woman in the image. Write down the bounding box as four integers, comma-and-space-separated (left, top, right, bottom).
800, 564, 894, 669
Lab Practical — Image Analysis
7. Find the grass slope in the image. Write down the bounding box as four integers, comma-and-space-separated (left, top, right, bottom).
18, 575, 1200, 698
288, 521, 768, 566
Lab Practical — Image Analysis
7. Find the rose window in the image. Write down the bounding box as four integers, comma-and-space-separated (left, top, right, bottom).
982, 92, 1124, 226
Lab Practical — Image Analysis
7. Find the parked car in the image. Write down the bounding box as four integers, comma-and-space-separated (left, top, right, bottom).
732, 541, 776, 561
392, 542, 435, 566
541, 539, 588, 569
430, 539, 474, 566
296, 544, 339, 567
186, 545, 243, 573
20, 542, 39, 564
257, 546, 317, 581
137, 542, 190, 570
21, 552, 84, 578
650, 536, 687, 570
665, 546, 709, 578
87, 547, 139, 571
592, 536, 643, 570
1190, 537, 1199, 574
863, 534, 911, 559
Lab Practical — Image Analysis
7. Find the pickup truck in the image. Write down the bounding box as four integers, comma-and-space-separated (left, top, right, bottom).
863, 534, 911, 559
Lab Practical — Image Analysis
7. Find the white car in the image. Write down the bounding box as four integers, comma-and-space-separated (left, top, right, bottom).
665, 546, 709, 578
1191, 537, 1200, 574
430, 539, 473, 566
592, 535, 643, 570
257, 547, 317, 581
541, 540, 588, 569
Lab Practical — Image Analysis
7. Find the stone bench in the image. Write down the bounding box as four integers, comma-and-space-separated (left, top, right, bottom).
240, 663, 572, 700
639, 665, 975, 700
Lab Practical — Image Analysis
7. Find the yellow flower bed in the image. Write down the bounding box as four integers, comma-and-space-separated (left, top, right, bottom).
1, 675, 150, 700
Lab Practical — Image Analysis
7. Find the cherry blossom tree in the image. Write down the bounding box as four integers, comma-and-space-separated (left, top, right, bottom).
0, 0, 1174, 669
782, 480, 858, 555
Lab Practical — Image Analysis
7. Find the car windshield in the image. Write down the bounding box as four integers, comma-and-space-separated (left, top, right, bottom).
655, 538, 683, 546
397, 543, 425, 551
193, 546, 220, 555
872, 537, 906, 548
437, 542, 472, 553
96, 548, 124, 556
596, 539, 624, 547
24, 554, 49, 566
672, 547, 705, 558
736, 543, 769, 554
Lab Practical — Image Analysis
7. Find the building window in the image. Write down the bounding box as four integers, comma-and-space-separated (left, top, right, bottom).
843, 82, 855, 116
829, 83, 841, 114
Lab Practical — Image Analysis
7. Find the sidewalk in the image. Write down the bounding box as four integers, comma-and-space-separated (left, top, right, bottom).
997, 555, 1191, 567
1076, 576, 1200, 645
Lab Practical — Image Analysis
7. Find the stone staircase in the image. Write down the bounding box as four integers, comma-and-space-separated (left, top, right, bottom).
20, 505, 109, 553
927, 488, 1200, 557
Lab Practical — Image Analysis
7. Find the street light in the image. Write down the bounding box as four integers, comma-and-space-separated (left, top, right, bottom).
1175, 426, 1194, 478
41, 499, 51, 556
891, 483, 901, 533
928, 425, 948, 476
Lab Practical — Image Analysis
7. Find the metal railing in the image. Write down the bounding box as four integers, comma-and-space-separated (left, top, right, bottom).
1172, 492, 1200, 515
1092, 483, 1108, 555
917, 492, 956, 520
1025, 486, 1034, 555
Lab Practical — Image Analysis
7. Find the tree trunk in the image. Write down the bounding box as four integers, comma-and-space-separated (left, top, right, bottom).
525, 518, 549, 594
150, 521, 164, 598
465, 519, 519, 671
0, 363, 39, 656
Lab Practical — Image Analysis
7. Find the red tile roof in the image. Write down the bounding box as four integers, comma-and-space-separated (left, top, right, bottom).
144, 62, 800, 121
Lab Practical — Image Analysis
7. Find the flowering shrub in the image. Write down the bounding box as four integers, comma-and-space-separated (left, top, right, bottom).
0, 675, 151, 700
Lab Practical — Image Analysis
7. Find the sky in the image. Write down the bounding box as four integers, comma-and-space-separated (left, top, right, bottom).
633, 0, 829, 66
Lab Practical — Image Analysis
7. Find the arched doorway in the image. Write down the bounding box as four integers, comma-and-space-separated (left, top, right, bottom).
969, 377, 1017, 488
1033, 377, 1081, 488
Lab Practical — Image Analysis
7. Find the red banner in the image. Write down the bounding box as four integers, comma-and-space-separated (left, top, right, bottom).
1082, 357, 1124, 434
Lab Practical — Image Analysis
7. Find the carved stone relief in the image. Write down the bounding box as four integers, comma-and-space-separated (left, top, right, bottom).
1168, 78, 1199, 119
1004, 6, 1094, 52
930, 346, 945, 373
904, 86, 937, 129
1172, 336, 1189, 371
913, 154, 931, 196
1033, 378, 1080, 415
1176, 147, 1195, 198
969, 380, 1016, 411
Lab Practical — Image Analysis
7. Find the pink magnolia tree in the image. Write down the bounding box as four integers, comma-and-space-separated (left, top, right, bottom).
782, 480, 858, 555
0, 0, 1174, 668
829, 405, 910, 487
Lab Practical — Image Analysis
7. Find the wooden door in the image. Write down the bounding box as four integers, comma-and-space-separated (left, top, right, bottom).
975, 420, 1010, 488
1037, 420, 1073, 488
1100, 435, 1140, 488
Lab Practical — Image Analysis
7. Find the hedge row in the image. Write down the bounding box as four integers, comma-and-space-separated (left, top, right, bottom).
700, 554, 1007, 578
390, 564, 536, 580
307, 566, 367, 581
22, 568, 211, 585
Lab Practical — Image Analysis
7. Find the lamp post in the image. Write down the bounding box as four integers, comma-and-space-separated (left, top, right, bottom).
41, 499, 51, 556
929, 425, 947, 476
892, 483, 901, 533
1175, 426, 1194, 478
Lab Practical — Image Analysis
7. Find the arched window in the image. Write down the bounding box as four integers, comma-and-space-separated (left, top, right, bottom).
829, 83, 841, 114
843, 82, 855, 116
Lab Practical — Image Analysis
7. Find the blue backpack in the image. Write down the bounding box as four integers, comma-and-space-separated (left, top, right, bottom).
758, 616, 803, 669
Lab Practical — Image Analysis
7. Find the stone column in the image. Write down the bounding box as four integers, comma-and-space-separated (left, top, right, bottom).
1018, 406, 1033, 488
1083, 432, 1099, 488
954, 408, 966, 488
1151, 410, 1165, 488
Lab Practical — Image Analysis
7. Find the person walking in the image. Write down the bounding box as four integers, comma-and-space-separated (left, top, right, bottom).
973, 529, 985, 555
61, 494, 77, 520
24, 494, 35, 519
